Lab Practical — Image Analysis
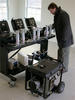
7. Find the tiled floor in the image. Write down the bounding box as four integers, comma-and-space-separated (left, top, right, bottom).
0, 41, 75, 100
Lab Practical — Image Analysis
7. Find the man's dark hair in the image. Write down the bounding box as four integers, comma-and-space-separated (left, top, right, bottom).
48, 2, 58, 10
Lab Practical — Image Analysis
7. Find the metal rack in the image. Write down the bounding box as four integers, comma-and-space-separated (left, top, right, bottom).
0, 34, 55, 87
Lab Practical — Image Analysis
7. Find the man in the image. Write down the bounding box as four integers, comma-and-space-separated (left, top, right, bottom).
48, 2, 74, 73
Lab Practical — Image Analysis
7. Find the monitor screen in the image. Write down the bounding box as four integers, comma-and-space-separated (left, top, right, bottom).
11, 18, 25, 31
0, 20, 10, 34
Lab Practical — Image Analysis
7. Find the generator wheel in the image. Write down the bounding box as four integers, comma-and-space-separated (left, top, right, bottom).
57, 81, 65, 93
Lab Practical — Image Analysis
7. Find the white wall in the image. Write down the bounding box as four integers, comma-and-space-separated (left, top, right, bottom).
8, 0, 19, 19
7, 0, 26, 31
41, 0, 75, 46
7, 0, 75, 46
7, 0, 19, 31
17, 0, 25, 18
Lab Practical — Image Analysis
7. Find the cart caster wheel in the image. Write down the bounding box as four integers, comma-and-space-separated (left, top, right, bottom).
8, 80, 16, 87
57, 81, 65, 93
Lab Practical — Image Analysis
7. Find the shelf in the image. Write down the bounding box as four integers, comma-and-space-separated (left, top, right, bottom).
8, 64, 27, 75
7, 34, 55, 52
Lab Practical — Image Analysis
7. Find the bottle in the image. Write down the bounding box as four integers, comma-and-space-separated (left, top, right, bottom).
37, 27, 41, 40
25, 55, 28, 66
16, 31, 20, 45
21, 29, 25, 44
46, 25, 49, 37
33, 27, 37, 41
49, 24, 52, 36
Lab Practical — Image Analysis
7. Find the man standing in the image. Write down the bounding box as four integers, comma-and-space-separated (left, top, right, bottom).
48, 2, 74, 73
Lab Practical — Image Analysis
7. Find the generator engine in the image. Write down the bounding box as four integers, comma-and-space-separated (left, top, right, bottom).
28, 71, 60, 95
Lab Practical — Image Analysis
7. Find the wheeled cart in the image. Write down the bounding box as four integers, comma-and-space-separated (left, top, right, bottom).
0, 34, 55, 87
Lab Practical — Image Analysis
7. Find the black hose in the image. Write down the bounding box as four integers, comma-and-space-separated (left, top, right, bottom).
8, 48, 21, 59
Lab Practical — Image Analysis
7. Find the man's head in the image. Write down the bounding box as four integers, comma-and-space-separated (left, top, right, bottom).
48, 2, 58, 15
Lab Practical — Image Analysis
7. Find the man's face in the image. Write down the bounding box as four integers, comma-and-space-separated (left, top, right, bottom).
49, 8, 56, 15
